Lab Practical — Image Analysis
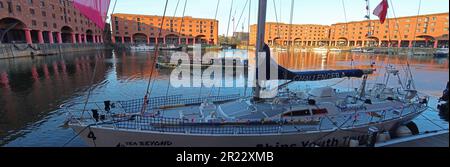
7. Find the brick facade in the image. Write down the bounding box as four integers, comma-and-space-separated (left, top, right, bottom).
111, 13, 219, 45
0, 0, 105, 44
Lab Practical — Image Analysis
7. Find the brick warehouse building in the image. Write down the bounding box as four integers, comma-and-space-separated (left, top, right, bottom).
111, 13, 219, 45
329, 12, 449, 48
249, 23, 330, 47
0, 0, 106, 44
250, 13, 448, 48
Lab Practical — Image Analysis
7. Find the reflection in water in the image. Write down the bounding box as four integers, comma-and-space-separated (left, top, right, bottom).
0, 52, 110, 145
0, 49, 448, 146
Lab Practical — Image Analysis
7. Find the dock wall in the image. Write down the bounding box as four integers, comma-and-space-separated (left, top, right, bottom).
0, 43, 109, 59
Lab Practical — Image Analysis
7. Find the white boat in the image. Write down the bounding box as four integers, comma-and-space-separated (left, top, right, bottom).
157, 56, 249, 69
64, 71, 428, 147
130, 44, 155, 51
273, 47, 287, 52
351, 48, 363, 52
329, 48, 342, 52
160, 44, 182, 51
363, 48, 375, 53
434, 48, 449, 58
313, 47, 328, 53
63, 0, 429, 147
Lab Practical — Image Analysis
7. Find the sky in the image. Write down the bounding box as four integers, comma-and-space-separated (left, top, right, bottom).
107, 0, 449, 35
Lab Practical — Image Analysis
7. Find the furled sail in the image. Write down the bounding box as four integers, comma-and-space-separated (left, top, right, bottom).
73, 0, 111, 29
258, 44, 374, 81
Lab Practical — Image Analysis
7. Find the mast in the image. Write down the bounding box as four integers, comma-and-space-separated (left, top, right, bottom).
254, 0, 267, 100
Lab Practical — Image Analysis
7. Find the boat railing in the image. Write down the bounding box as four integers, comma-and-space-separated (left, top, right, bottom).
62, 95, 426, 135
85, 103, 425, 135
62, 94, 241, 122
114, 116, 282, 134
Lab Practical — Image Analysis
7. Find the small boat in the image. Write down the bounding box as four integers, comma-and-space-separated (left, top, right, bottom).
329, 48, 342, 52
293, 48, 308, 53
351, 48, 363, 52
274, 47, 287, 52
157, 56, 248, 69
130, 44, 155, 51
434, 48, 449, 58
363, 49, 375, 54
160, 45, 182, 51
313, 47, 328, 53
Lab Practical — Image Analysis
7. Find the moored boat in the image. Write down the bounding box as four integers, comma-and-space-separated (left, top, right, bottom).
63, 0, 429, 147
434, 48, 449, 58
351, 48, 363, 52
131, 44, 155, 51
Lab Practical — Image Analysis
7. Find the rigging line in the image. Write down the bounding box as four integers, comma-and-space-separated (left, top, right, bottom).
80, 56, 100, 120
420, 110, 447, 130
172, 0, 181, 17
234, 0, 249, 33
163, 0, 183, 99
411, 0, 422, 54
109, 0, 118, 23
218, 1, 237, 97
279, 0, 282, 25
341, 0, 349, 35
388, 0, 416, 90
244, 0, 251, 97
143, 0, 170, 113
226, 0, 234, 43
166, 0, 188, 99
177, 0, 188, 38
272, 0, 281, 44
287, 0, 294, 50
214, 0, 220, 20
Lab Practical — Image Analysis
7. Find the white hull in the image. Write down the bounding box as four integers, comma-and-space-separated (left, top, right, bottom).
71, 112, 420, 147
131, 46, 155, 51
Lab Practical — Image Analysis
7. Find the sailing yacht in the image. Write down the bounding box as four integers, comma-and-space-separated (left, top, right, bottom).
63, 0, 429, 147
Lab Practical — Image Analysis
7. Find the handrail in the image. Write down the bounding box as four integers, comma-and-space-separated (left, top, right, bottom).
65, 100, 426, 135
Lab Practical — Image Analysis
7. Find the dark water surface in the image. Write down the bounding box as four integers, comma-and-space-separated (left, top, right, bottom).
0, 49, 448, 146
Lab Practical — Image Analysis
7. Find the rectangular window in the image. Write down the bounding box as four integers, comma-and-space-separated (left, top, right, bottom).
16, 5, 21, 12
30, 9, 35, 15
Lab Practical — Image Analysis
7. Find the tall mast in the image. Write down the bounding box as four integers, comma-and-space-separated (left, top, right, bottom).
365, 0, 373, 38
254, 0, 267, 99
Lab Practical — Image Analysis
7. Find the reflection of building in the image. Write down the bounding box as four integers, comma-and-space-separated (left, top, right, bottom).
249, 23, 330, 46
0, 0, 106, 44
250, 13, 449, 48
111, 14, 219, 45
0, 52, 110, 143
329, 13, 449, 48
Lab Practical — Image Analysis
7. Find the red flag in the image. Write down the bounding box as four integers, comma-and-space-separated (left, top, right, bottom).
373, 0, 389, 24
73, 0, 111, 29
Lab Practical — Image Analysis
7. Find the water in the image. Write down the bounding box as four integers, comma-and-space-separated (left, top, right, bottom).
0, 49, 448, 147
